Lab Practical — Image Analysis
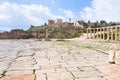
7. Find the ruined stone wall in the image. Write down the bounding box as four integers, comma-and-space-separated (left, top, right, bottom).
48, 20, 55, 27
55, 19, 62, 28
74, 21, 84, 28
30, 31, 38, 38
0, 29, 38, 39
0, 32, 10, 39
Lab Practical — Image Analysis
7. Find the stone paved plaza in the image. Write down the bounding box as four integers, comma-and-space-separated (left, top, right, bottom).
0, 39, 120, 80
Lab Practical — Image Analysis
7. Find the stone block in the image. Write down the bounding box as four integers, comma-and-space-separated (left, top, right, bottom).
47, 72, 73, 80
36, 73, 46, 80
40, 65, 61, 69
0, 74, 35, 80
6, 70, 33, 75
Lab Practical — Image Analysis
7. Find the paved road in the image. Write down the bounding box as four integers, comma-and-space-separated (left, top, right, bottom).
0, 39, 120, 80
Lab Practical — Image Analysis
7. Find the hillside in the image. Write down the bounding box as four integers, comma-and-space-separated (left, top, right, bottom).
27, 25, 86, 39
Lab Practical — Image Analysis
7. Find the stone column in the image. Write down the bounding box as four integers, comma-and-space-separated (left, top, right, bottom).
103, 27, 105, 40
87, 28, 89, 39
107, 27, 110, 40
37, 30, 39, 39
118, 27, 120, 40
98, 28, 100, 40
93, 28, 95, 39
90, 28, 92, 39
100, 28, 102, 39
111, 27, 113, 40
96, 28, 99, 39
91, 28, 94, 39
115, 27, 118, 40
45, 28, 49, 41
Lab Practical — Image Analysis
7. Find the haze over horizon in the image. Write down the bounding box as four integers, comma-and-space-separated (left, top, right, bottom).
0, 0, 120, 31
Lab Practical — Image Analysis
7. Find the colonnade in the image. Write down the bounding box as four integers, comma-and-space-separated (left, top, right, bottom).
87, 26, 120, 40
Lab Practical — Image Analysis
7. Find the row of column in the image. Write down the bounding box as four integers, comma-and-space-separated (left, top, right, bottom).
87, 26, 120, 40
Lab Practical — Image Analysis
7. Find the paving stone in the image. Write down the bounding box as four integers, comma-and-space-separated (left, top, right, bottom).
74, 57, 87, 62
0, 63, 9, 71
0, 39, 120, 80
78, 61, 94, 66
104, 64, 120, 80
6, 70, 33, 75
40, 65, 61, 69
0, 74, 35, 80
0, 70, 3, 75
61, 55, 74, 60
71, 71, 104, 78
35, 57, 50, 66
49, 58, 60, 64
55, 68, 67, 72
95, 65, 109, 73
47, 72, 73, 80
66, 67, 81, 72
75, 77, 106, 80
61, 62, 82, 68
79, 66, 97, 71
8, 60, 34, 70
36, 73, 46, 80
18, 49, 34, 54
57, 62, 68, 67
36, 69, 55, 74
66, 60, 77, 64
16, 56, 33, 61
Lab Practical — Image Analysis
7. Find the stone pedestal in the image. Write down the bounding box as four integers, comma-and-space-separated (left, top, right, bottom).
115, 51, 120, 65
108, 50, 115, 64
45, 28, 50, 41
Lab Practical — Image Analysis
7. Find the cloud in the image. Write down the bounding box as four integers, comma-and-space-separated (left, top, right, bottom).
0, 2, 52, 29
59, 8, 74, 19
80, 0, 120, 22
18, 4, 52, 24
63, 10, 74, 18
0, 26, 13, 31
0, 2, 66, 31
0, 14, 11, 20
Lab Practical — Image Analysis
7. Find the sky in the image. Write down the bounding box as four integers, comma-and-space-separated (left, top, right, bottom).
0, 0, 120, 31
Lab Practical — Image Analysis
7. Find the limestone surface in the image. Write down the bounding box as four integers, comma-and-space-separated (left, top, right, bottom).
0, 39, 120, 80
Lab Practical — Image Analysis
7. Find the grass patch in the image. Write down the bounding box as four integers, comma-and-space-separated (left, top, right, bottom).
33, 69, 36, 74
84, 45, 93, 49
74, 33, 82, 38
57, 39, 66, 42
31, 53, 35, 56
95, 49, 108, 54
83, 45, 108, 54
1, 71, 7, 77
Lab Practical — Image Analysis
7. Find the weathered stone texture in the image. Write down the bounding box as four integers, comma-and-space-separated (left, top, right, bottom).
0, 40, 120, 80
